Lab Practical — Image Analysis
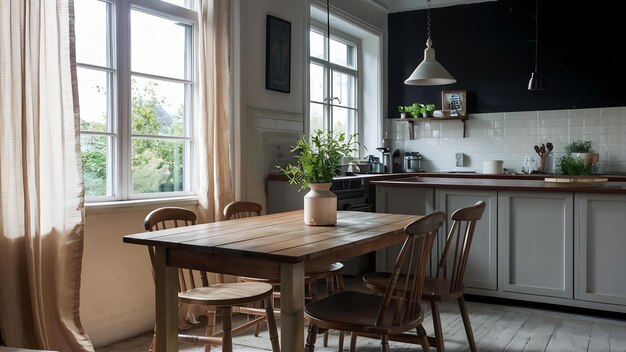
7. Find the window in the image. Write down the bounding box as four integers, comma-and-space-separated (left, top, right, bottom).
75, 0, 196, 202
309, 21, 359, 138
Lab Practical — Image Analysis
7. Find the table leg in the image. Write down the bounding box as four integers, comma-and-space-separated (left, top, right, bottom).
154, 247, 179, 352
280, 262, 305, 352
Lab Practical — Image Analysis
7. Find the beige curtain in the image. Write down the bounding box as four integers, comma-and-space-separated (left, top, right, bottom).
195, 0, 235, 224
0, 0, 93, 351
180, 0, 234, 325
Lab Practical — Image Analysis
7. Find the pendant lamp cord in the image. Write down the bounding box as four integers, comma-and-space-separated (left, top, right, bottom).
426, 0, 432, 40
534, 0, 539, 71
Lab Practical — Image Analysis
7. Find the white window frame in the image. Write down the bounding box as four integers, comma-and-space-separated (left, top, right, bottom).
77, 0, 197, 203
308, 18, 362, 139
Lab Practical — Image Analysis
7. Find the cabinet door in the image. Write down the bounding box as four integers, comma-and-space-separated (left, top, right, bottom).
576, 193, 626, 305
435, 189, 497, 291
375, 185, 435, 272
498, 191, 574, 298
267, 180, 304, 214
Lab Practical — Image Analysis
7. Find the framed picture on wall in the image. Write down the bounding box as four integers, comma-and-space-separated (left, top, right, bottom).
441, 90, 467, 117
265, 15, 291, 93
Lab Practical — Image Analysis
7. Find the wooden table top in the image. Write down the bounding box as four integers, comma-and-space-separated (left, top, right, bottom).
123, 210, 417, 265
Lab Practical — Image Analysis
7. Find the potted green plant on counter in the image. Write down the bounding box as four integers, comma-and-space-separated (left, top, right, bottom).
557, 154, 599, 176
277, 129, 358, 225
564, 139, 599, 167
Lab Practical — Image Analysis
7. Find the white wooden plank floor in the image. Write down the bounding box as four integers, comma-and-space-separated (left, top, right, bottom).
96, 276, 626, 352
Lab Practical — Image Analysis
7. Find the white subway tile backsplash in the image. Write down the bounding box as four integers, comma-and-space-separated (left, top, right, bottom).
387, 106, 626, 173
258, 118, 276, 129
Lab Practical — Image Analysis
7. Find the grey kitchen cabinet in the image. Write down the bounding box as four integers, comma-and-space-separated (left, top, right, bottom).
498, 191, 574, 299
575, 193, 626, 306
267, 179, 304, 214
375, 185, 435, 273
435, 189, 498, 292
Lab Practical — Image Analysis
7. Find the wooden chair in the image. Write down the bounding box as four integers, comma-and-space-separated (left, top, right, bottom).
360, 201, 486, 352
223, 201, 346, 349
144, 207, 280, 352
304, 211, 446, 352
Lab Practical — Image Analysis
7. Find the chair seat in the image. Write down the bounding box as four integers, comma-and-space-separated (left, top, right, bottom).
178, 282, 274, 306
304, 291, 424, 336
362, 272, 465, 301
240, 262, 344, 284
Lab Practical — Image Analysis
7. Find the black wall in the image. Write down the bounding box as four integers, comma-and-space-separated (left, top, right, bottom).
388, 0, 626, 117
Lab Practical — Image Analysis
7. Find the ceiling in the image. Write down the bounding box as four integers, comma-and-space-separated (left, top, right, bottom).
373, 0, 495, 13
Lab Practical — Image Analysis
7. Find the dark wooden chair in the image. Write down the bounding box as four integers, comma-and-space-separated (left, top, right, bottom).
144, 207, 280, 352
223, 201, 346, 349
303, 211, 446, 352
360, 201, 487, 352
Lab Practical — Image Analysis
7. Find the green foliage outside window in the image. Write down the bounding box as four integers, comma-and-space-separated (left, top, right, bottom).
80, 79, 186, 197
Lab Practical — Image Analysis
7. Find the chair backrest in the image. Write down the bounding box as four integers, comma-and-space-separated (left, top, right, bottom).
223, 201, 262, 220
144, 207, 208, 291
377, 211, 446, 327
437, 200, 487, 293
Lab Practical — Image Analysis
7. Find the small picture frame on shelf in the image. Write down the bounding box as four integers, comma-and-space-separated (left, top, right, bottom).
441, 90, 467, 117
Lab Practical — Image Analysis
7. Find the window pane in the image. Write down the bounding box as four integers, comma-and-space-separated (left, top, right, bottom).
329, 39, 355, 69
310, 31, 325, 60
310, 63, 325, 103
310, 102, 324, 133
161, 0, 197, 10
75, 0, 109, 67
131, 10, 188, 79
332, 71, 356, 108
81, 135, 113, 197
332, 106, 356, 136
78, 68, 110, 132
131, 76, 186, 136
131, 138, 187, 194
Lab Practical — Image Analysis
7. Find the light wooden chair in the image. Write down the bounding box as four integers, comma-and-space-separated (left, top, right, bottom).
223, 201, 346, 349
144, 207, 280, 352
360, 200, 486, 352
303, 211, 446, 352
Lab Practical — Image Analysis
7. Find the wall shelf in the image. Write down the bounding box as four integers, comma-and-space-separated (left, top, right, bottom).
392, 116, 468, 139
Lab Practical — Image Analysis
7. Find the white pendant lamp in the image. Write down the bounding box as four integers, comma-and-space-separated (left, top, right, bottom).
404, 0, 456, 86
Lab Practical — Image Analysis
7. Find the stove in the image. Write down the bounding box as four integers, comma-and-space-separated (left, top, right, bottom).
331, 178, 374, 212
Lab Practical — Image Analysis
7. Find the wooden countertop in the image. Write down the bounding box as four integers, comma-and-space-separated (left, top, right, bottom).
370, 176, 626, 194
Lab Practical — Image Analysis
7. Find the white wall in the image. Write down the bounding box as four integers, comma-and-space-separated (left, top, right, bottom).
236, 0, 387, 209
80, 202, 197, 347
387, 106, 626, 173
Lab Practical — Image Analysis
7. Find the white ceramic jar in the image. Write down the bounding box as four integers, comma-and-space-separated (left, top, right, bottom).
304, 183, 337, 225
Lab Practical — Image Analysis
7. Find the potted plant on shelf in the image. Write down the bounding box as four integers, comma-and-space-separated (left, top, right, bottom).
565, 139, 599, 167
398, 104, 419, 118
277, 129, 358, 225
398, 103, 435, 118
421, 104, 436, 117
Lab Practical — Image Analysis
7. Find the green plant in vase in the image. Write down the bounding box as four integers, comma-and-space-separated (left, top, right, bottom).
557, 154, 599, 176
277, 129, 358, 225
277, 130, 358, 191
563, 139, 599, 169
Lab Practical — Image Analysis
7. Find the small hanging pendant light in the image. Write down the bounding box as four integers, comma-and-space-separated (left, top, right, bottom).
528, 0, 545, 90
404, 0, 456, 86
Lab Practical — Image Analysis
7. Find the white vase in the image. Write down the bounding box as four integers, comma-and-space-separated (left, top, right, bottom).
304, 183, 337, 226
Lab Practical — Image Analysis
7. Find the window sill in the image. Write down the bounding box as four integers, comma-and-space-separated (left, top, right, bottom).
85, 196, 199, 216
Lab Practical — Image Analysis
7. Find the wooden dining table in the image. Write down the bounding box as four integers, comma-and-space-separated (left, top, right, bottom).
123, 210, 419, 352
